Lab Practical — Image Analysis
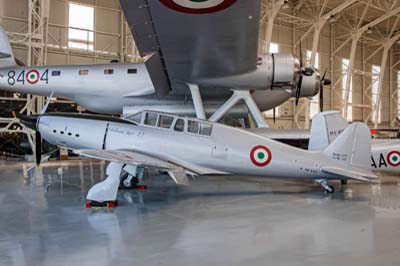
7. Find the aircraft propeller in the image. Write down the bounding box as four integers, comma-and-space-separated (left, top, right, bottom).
295, 42, 315, 106
17, 91, 54, 166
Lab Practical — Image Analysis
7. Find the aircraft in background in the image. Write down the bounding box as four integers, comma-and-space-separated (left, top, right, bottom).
19, 109, 376, 206
248, 111, 400, 173
0, 0, 331, 127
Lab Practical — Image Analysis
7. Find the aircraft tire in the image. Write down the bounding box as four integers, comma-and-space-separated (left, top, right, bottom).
120, 174, 139, 190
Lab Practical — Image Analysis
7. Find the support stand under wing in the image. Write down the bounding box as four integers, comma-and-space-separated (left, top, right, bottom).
188, 84, 268, 128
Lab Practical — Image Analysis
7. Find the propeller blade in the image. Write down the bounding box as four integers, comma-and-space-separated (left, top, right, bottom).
295, 75, 303, 106
295, 42, 304, 106
299, 42, 303, 69
273, 108, 276, 124
35, 131, 42, 166
320, 70, 327, 112
320, 83, 324, 112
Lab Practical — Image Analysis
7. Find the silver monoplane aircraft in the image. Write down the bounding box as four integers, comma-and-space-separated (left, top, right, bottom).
20, 110, 376, 206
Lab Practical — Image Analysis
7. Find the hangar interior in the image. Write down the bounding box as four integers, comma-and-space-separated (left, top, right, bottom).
0, 1, 400, 266
1, 0, 400, 156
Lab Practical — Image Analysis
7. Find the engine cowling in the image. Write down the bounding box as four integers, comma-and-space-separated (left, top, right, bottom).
197, 53, 320, 98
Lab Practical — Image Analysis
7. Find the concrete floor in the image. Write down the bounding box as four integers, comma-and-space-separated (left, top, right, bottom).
0, 160, 400, 266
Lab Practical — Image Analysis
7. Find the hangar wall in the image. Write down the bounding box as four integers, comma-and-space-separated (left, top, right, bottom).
0, 0, 398, 130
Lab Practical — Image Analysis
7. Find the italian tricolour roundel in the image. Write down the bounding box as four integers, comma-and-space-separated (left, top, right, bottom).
387, 151, 400, 167
26, 70, 40, 85
160, 0, 237, 14
250, 145, 272, 167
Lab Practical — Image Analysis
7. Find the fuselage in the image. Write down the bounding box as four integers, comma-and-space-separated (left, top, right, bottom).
37, 112, 352, 180
0, 63, 294, 115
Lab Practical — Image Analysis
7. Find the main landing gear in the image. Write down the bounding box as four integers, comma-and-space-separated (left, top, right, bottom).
119, 166, 146, 191
315, 179, 335, 193
86, 163, 146, 208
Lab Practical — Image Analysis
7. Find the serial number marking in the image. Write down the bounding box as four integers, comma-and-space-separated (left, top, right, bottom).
7, 69, 49, 86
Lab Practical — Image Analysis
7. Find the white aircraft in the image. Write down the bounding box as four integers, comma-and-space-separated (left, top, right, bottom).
19, 109, 376, 206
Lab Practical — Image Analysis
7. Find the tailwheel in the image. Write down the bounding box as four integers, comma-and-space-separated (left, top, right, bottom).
120, 174, 139, 190
315, 179, 335, 194
341, 179, 348, 185
325, 185, 335, 194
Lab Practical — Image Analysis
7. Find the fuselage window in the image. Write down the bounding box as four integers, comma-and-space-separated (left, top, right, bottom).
104, 69, 114, 75
126, 112, 142, 124
128, 69, 137, 74
174, 119, 185, 132
79, 70, 89, 75
53, 130, 57, 133
158, 115, 174, 129
60, 131, 64, 134
144, 113, 158, 126
187, 120, 200, 134
75, 134, 80, 137
68, 132, 72, 136
52, 71, 61, 76
199, 123, 213, 136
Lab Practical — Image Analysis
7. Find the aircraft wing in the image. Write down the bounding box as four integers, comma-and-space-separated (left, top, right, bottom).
73, 149, 226, 185
74, 149, 178, 170
321, 166, 378, 183
120, 0, 261, 94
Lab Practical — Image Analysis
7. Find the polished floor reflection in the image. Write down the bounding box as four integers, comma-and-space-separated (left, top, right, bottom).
0, 159, 399, 266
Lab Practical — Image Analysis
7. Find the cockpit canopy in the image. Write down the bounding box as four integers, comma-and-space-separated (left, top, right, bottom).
124, 111, 213, 136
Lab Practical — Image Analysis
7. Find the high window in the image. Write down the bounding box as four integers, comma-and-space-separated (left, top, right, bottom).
342, 58, 352, 121
398, 71, 400, 118
371, 65, 381, 123
68, 3, 94, 50
307, 51, 319, 119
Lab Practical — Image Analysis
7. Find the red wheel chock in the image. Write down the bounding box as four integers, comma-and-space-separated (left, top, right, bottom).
85, 201, 118, 209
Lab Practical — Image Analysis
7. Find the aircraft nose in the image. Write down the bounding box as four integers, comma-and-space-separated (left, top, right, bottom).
17, 114, 39, 131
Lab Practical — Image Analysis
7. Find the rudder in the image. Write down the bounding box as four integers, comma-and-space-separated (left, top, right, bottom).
322, 122, 371, 170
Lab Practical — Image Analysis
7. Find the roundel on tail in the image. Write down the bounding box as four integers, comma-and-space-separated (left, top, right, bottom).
160, 0, 238, 14
387, 151, 400, 167
250, 145, 272, 167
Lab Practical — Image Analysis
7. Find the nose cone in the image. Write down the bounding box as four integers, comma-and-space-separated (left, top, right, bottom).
17, 114, 39, 131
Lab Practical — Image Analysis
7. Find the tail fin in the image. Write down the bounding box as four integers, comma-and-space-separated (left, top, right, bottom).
0, 26, 17, 69
309, 111, 349, 151
322, 122, 371, 170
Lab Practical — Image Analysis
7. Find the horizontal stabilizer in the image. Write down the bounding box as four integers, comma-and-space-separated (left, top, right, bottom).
322, 166, 378, 183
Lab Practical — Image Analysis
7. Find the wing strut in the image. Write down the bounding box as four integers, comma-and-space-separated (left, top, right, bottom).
188, 84, 206, 120
188, 84, 268, 128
